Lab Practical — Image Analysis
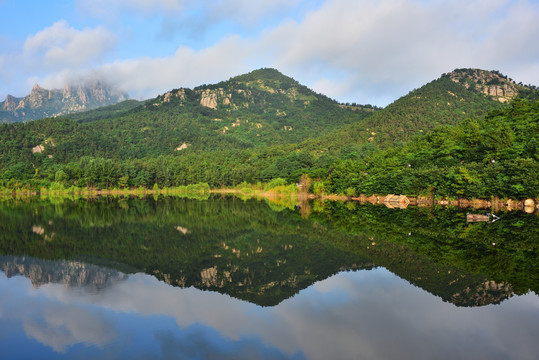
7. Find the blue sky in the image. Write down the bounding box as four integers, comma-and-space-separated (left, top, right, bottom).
1, 0, 539, 106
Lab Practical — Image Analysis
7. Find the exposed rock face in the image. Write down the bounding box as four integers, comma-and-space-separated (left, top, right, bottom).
163, 89, 186, 103
175, 142, 191, 151
3, 94, 20, 111
1, 80, 128, 123
200, 89, 219, 109
198, 88, 234, 109
31, 145, 45, 154
447, 69, 519, 103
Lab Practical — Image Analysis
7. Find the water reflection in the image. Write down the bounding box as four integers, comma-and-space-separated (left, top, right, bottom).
1, 256, 128, 292
0, 196, 538, 359
1, 265, 538, 359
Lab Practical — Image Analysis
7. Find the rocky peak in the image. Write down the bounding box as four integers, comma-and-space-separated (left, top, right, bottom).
1, 80, 129, 123
63, 80, 127, 105
31, 83, 45, 93
2, 94, 20, 111
189, 68, 319, 111
450, 280, 514, 307
446, 68, 518, 103
27, 83, 51, 108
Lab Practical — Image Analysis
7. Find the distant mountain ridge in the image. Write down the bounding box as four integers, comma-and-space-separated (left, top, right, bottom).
0, 255, 128, 291
0, 80, 128, 123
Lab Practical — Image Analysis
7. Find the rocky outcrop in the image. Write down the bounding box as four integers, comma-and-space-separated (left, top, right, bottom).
199, 89, 220, 109
175, 142, 191, 151
2, 94, 21, 112
447, 69, 519, 103
163, 89, 186, 103
0, 81, 128, 123
198, 88, 234, 109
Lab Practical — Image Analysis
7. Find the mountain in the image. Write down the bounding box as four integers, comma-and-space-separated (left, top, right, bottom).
306, 68, 531, 151
0, 68, 373, 165
117, 67, 374, 147
0, 80, 129, 123
0, 68, 536, 195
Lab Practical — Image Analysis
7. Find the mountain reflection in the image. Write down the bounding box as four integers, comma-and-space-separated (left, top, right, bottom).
1, 267, 537, 360
0, 196, 536, 307
0, 256, 128, 292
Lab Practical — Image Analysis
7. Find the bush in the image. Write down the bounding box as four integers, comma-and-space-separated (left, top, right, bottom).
265, 178, 288, 191
345, 187, 357, 197
312, 181, 326, 195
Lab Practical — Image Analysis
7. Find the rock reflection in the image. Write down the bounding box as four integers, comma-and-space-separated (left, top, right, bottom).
0, 256, 128, 292
451, 280, 514, 307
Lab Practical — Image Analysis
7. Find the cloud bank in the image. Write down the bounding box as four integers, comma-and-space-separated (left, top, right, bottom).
3, 0, 539, 106
24, 20, 116, 69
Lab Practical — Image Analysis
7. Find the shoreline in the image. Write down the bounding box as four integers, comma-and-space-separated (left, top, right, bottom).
209, 189, 538, 213
0, 187, 537, 213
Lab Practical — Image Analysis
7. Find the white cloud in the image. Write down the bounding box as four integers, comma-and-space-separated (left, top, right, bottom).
38, 35, 254, 99
252, 0, 539, 104
22, 305, 115, 353
31, 0, 539, 106
78, 0, 184, 16
23, 20, 116, 69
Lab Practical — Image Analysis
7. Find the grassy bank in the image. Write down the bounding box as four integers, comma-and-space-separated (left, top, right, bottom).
1, 180, 537, 214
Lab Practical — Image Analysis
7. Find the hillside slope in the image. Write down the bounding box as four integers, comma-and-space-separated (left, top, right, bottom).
0, 68, 373, 166
321, 68, 531, 149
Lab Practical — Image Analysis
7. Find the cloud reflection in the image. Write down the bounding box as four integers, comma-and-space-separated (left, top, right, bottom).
1, 268, 538, 359
0, 273, 116, 353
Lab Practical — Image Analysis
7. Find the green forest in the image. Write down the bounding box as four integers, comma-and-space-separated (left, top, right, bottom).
0, 68, 537, 199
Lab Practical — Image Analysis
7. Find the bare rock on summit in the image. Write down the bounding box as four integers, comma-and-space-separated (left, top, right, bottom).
2, 94, 20, 112
448, 68, 519, 103
1, 80, 128, 123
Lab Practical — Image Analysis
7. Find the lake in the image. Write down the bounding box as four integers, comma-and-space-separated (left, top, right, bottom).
0, 196, 537, 359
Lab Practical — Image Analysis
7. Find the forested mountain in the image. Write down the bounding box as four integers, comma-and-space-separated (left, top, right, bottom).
0, 80, 128, 123
311, 68, 535, 149
0, 68, 537, 198
319, 99, 539, 198
0, 69, 373, 161
0, 68, 373, 177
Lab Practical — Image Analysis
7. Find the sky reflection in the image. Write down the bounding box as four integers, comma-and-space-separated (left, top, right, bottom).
1, 267, 538, 360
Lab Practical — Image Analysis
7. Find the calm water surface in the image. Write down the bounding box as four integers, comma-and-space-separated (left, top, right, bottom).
0, 197, 537, 359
